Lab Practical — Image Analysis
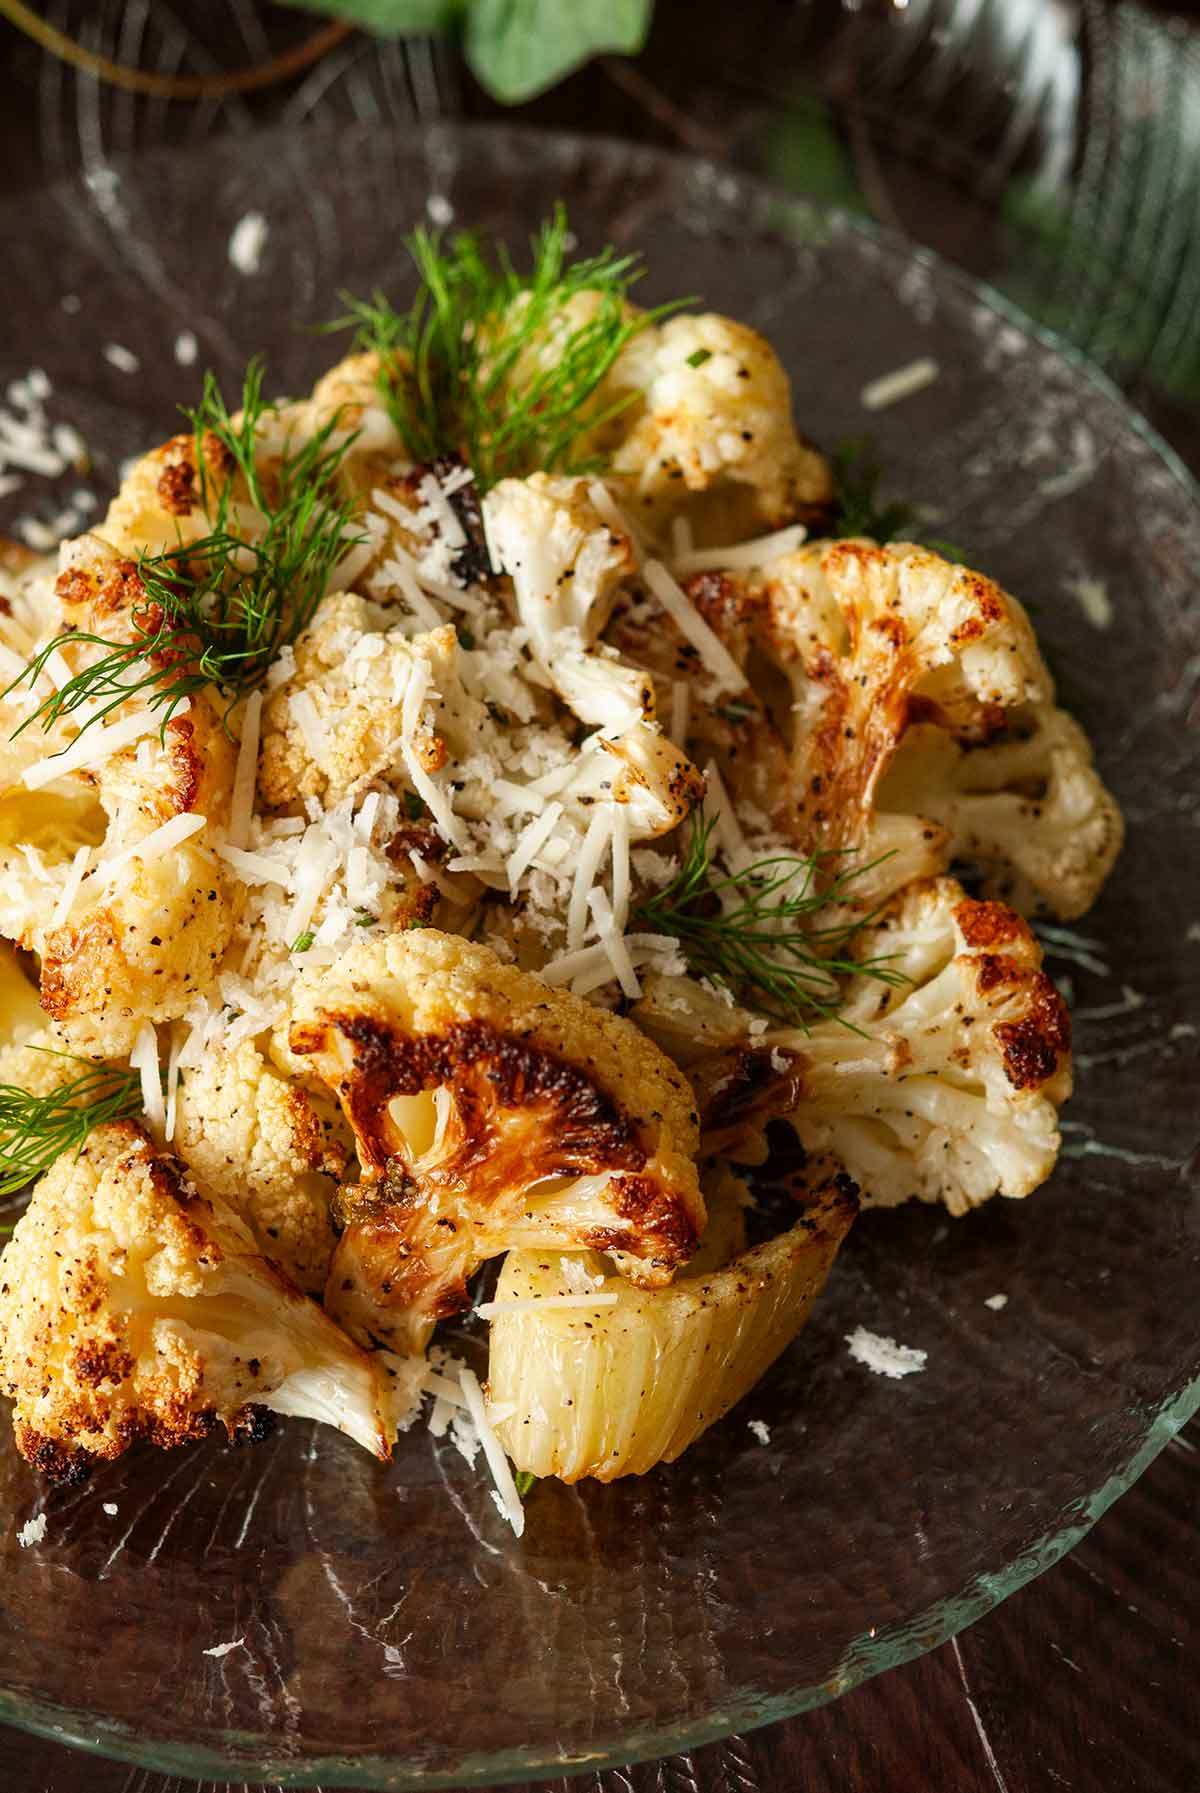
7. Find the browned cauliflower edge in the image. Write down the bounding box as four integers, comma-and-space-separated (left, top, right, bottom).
0, 1122, 404, 1482
288, 929, 705, 1354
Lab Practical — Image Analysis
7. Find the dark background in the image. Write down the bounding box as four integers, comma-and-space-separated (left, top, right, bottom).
1, 2, 1198, 1789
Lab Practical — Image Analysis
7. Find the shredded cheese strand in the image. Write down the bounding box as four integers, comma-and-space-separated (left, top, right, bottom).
642, 559, 747, 693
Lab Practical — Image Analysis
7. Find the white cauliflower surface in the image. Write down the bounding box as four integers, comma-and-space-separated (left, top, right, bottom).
772, 878, 1072, 1213
0, 254, 1124, 1500
0, 1123, 406, 1481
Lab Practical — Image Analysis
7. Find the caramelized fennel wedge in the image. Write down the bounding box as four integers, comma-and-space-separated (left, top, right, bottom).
487, 1170, 857, 1482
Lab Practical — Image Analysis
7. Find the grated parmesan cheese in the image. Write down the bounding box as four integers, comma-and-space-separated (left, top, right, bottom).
642, 559, 746, 693
860, 357, 939, 411
588, 886, 640, 999
103, 343, 140, 375
456, 1365, 525, 1540
609, 803, 631, 933
94, 812, 206, 884
505, 801, 563, 893
49, 844, 90, 929
17, 1513, 47, 1548
228, 210, 268, 275
702, 760, 750, 867
22, 707, 158, 789
671, 523, 808, 576
846, 1325, 927, 1379
131, 1023, 164, 1137
475, 1293, 620, 1319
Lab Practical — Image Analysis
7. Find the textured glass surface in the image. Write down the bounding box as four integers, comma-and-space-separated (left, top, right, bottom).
0, 124, 1197, 1788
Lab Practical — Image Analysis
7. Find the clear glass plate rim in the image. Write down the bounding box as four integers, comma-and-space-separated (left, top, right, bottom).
1, 117, 1197, 1789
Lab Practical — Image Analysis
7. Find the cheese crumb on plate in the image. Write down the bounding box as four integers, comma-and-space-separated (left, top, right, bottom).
846, 1325, 927, 1379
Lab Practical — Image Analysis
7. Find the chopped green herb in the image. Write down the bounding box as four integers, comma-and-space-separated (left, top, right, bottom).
634, 812, 902, 1025
403, 790, 427, 821
829, 438, 967, 561
513, 1469, 538, 1499
685, 347, 713, 369
354, 910, 378, 927
715, 698, 757, 724
0, 1057, 143, 1198
456, 626, 476, 651
830, 438, 920, 543
4, 360, 361, 746
330, 206, 686, 491
291, 931, 316, 954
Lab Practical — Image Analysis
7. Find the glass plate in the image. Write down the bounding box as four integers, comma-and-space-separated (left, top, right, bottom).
1, 122, 1197, 1789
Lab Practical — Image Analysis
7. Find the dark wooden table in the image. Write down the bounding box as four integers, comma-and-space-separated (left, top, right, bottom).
1, 4, 1197, 1788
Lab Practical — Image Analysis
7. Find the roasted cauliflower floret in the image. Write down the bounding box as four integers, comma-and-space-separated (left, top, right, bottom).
99, 428, 231, 561
551, 720, 705, 841
298, 349, 409, 500
172, 1037, 351, 1293
603, 313, 833, 544
622, 539, 1057, 914
99, 355, 403, 561
258, 598, 483, 809
488, 1164, 856, 1481
1, 534, 237, 1054
483, 473, 651, 731
745, 878, 1072, 1214
289, 930, 704, 1354
879, 700, 1124, 919
0, 1122, 405, 1481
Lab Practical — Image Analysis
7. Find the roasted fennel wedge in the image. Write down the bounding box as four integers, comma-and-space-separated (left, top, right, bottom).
486, 1167, 857, 1482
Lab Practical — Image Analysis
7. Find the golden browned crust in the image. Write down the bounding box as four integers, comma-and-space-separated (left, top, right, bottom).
290, 930, 703, 1352
953, 895, 1071, 1093
305, 1010, 701, 1339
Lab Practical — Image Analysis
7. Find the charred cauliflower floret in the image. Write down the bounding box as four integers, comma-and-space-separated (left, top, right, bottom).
99, 427, 234, 561
0, 1122, 404, 1481
622, 539, 1058, 915
289, 930, 704, 1354
483, 473, 651, 732
100, 355, 403, 560
172, 1038, 351, 1293
731, 878, 1072, 1214
879, 699, 1124, 919
1, 536, 237, 1054
602, 313, 833, 544
258, 598, 482, 809
557, 720, 705, 840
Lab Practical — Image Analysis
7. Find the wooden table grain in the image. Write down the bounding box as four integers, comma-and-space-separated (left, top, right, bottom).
0, 4, 1197, 1789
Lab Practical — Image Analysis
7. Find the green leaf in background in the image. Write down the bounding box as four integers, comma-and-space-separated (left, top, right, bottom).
282, 0, 653, 102
284, 0, 464, 31
756, 80, 869, 215
465, 0, 652, 102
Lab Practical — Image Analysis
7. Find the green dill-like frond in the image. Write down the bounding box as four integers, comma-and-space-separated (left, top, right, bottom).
830, 437, 965, 560
4, 358, 361, 744
830, 438, 920, 542
332, 204, 685, 491
635, 812, 903, 1026
0, 1057, 142, 1198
